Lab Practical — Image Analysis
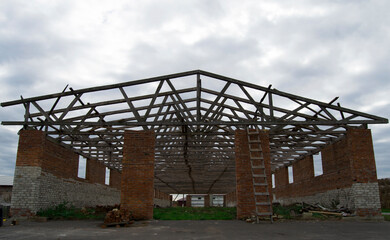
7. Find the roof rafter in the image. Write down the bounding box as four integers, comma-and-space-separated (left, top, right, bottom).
1, 70, 387, 194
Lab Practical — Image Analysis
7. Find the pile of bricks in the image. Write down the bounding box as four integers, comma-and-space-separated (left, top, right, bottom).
104, 208, 132, 224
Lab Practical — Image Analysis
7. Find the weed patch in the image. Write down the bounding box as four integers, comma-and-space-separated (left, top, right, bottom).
153, 207, 236, 220
37, 202, 105, 220
273, 204, 302, 219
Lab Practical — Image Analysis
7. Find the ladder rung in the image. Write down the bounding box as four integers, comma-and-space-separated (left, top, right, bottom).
251, 165, 265, 169
250, 157, 263, 160
249, 148, 262, 151
253, 183, 268, 186
252, 174, 266, 178
256, 202, 271, 206
255, 192, 269, 196
256, 212, 272, 216
248, 140, 261, 143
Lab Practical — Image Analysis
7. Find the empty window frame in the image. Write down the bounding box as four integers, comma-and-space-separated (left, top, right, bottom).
313, 153, 323, 176
288, 166, 294, 183
105, 167, 110, 185
78, 156, 87, 179
272, 173, 275, 188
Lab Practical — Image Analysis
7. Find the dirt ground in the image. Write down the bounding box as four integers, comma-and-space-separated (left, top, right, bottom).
1, 219, 390, 240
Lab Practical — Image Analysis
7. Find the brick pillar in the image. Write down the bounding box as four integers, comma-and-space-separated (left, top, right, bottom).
235, 129, 272, 219
204, 195, 210, 207
347, 128, 381, 217
11, 130, 46, 217
186, 195, 191, 207
121, 130, 155, 220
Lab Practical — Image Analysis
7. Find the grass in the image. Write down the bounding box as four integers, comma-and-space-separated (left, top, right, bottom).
382, 209, 390, 221
36, 202, 105, 220
153, 207, 236, 220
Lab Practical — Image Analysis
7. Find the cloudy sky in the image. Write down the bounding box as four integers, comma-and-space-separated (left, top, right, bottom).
0, 0, 389, 178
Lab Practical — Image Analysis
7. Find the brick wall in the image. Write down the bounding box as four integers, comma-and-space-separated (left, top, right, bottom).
109, 169, 122, 190
11, 130, 120, 217
186, 195, 192, 207
41, 138, 79, 179
235, 129, 272, 219
15, 130, 45, 167
154, 189, 171, 207
204, 195, 210, 207
293, 155, 314, 182
121, 130, 155, 220
225, 191, 237, 207
348, 129, 378, 183
273, 128, 381, 218
86, 158, 106, 185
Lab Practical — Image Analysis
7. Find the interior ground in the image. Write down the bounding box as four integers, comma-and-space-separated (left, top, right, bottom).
1, 219, 390, 240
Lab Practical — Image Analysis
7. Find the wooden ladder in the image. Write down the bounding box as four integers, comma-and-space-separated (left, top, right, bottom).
247, 127, 273, 223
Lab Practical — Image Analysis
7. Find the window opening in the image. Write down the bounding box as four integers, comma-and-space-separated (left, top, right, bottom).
288, 166, 294, 183
313, 153, 323, 176
78, 156, 87, 179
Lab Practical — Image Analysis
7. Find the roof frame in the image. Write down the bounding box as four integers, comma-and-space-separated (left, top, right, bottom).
1, 70, 388, 194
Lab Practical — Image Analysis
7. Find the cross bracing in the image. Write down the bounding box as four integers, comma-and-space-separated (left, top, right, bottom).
1, 70, 388, 194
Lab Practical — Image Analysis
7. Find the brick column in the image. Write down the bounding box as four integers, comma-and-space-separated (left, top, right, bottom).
235, 129, 272, 219
186, 195, 192, 207
347, 128, 381, 217
204, 195, 210, 207
121, 130, 155, 220
11, 130, 46, 217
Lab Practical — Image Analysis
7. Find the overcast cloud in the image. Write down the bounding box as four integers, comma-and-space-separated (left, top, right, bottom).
0, 0, 389, 178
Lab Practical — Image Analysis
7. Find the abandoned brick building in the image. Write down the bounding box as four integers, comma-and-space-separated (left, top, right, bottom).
1, 70, 388, 221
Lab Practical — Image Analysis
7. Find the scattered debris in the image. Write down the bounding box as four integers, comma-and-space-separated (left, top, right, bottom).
272, 202, 352, 220
102, 208, 133, 228
309, 211, 342, 216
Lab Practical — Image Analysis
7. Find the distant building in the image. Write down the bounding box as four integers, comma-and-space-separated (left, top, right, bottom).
177, 198, 186, 207
0, 176, 13, 205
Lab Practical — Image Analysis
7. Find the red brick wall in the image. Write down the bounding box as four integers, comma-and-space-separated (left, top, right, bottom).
274, 128, 378, 199
121, 130, 155, 220
154, 189, 170, 201
186, 195, 191, 207
41, 140, 78, 179
86, 158, 106, 185
204, 195, 210, 207
274, 166, 288, 187
12, 130, 121, 217
16, 130, 46, 167
16, 130, 120, 185
348, 129, 378, 183
292, 155, 314, 182
322, 137, 351, 176
225, 191, 237, 207
235, 129, 272, 219
16, 130, 79, 179
110, 169, 122, 190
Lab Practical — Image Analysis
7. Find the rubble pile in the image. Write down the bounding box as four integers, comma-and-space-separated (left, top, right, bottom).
104, 208, 132, 224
